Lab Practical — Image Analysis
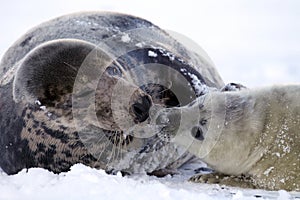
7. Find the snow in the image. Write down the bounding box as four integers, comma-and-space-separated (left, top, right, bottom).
148, 50, 158, 57
0, 164, 211, 200
34, 100, 42, 106
1, 164, 298, 200
277, 190, 292, 200
39, 106, 46, 111
155, 47, 175, 61
187, 72, 210, 95
135, 42, 144, 48
263, 167, 275, 176
121, 34, 131, 43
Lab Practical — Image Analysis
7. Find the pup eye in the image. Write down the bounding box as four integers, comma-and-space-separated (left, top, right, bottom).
200, 119, 207, 126
106, 66, 122, 76
191, 126, 204, 141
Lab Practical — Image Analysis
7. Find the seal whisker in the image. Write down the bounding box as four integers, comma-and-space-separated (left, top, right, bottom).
108, 133, 120, 165
93, 132, 112, 165
106, 140, 115, 166
63, 62, 78, 72
115, 132, 125, 162
157, 88, 169, 95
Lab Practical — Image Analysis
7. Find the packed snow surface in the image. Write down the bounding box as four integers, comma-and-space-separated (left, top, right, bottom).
0, 164, 299, 200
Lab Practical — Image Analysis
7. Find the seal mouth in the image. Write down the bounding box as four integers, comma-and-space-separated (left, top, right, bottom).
132, 95, 152, 123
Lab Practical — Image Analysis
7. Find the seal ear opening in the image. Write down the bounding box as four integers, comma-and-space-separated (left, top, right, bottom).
13, 39, 97, 106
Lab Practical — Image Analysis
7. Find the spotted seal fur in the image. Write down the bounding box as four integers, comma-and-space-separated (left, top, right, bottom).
0, 12, 224, 175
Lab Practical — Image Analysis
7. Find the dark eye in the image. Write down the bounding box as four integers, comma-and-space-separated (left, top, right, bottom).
106, 66, 122, 76
200, 119, 207, 126
191, 126, 204, 141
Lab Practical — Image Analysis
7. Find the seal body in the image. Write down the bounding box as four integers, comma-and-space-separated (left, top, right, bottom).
156, 85, 300, 191
0, 12, 224, 175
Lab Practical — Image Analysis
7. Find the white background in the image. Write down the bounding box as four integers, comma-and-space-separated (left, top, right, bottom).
1, 0, 300, 87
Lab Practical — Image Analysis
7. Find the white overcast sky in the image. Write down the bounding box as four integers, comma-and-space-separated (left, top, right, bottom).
1, 0, 300, 87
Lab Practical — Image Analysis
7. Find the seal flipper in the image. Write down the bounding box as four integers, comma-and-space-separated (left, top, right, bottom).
189, 172, 256, 189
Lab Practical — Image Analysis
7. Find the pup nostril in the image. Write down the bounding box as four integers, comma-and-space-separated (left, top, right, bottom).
191, 126, 204, 141
132, 96, 152, 123
132, 103, 149, 123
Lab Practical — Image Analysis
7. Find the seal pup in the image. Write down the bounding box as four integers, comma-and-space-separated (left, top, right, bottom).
154, 84, 300, 191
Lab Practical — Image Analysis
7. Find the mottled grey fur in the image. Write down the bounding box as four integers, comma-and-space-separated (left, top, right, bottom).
0, 12, 224, 175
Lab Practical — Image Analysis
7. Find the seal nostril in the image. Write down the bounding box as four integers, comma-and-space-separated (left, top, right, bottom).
142, 95, 152, 109
191, 126, 204, 141
132, 103, 149, 123
133, 103, 144, 116
132, 95, 152, 123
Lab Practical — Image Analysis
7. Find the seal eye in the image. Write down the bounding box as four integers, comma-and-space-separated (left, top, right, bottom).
191, 126, 204, 141
106, 66, 122, 76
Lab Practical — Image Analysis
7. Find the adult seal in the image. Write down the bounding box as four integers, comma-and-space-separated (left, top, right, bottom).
0, 12, 224, 175
154, 85, 300, 191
